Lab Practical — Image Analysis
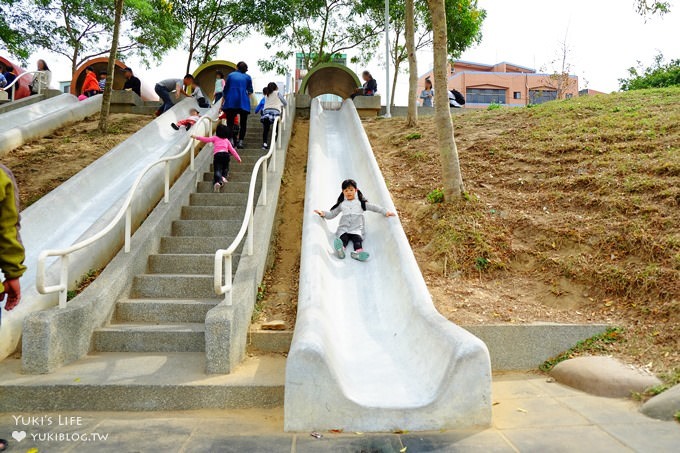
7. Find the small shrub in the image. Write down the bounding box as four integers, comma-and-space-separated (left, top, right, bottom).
675, 411, 680, 423
475, 256, 490, 270
526, 103, 536, 109
257, 283, 267, 301
410, 151, 426, 161
66, 269, 101, 301
487, 103, 501, 111
427, 188, 445, 204
405, 132, 422, 140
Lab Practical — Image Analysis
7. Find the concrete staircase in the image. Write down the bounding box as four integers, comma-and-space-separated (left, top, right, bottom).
92, 131, 266, 355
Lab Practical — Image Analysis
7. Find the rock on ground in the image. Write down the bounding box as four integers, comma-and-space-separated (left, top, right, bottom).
550, 356, 661, 398
641, 383, 680, 421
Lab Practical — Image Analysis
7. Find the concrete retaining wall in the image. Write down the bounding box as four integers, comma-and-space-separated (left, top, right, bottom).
205, 99, 296, 374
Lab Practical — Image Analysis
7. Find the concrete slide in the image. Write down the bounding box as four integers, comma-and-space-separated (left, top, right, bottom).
0, 98, 218, 361
0, 93, 102, 156
285, 99, 492, 432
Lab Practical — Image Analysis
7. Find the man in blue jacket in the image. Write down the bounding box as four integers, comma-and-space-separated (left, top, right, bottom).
221, 61, 253, 149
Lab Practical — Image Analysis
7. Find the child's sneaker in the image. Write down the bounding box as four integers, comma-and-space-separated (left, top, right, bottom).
222, 176, 227, 184
171, 123, 179, 130
333, 238, 345, 259
262, 143, 269, 150
185, 124, 191, 130
350, 251, 370, 261
213, 182, 222, 193
237, 140, 244, 149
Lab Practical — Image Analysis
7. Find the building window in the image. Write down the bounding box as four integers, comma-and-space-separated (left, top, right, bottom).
466, 88, 506, 104
513, 91, 521, 99
529, 89, 558, 104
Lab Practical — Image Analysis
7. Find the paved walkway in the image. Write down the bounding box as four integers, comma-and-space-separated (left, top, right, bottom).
1, 372, 678, 452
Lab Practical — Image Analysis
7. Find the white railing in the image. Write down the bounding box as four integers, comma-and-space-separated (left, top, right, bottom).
214, 97, 293, 304
0, 71, 47, 101
36, 112, 222, 307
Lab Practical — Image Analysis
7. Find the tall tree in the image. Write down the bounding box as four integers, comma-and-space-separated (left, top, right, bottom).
257, 0, 385, 74
176, 0, 257, 74
404, 0, 417, 126
99, 0, 124, 132
15, 0, 182, 76
427, 0, 464, 199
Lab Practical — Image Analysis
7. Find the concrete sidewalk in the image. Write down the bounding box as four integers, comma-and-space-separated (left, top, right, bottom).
1, 373, 678, 452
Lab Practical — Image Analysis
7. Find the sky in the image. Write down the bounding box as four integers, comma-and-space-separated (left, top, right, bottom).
15, 0, 680, 106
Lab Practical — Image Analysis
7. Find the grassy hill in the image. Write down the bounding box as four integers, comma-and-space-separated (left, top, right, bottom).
366, 87, 679, 381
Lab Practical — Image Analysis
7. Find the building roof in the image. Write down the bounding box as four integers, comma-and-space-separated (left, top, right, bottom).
419, 60, 538, 79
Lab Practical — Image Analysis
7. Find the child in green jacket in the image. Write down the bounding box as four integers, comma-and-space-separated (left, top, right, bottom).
0, 164, 26, 312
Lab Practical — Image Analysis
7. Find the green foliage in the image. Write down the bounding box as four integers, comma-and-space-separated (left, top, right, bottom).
635, 0, 671, 17
0, 0, 36, 62
619, 53, 680, 91
474, 256, 489, 270
257, 283, 267, 302
405, 132, 422, 140
675, 411, 680, 423
487, 102, 501, 111
175, 0, 257, 72
257, 0, 384, 74
441, 0, 486, 58
539, 328, 625, 372
427, 188, 445, 203
7, 0, 182, 72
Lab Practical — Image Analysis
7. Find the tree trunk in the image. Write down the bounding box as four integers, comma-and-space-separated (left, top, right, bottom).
99, 0, 124, 133
426, 0, 465, 199
405, 0, 418, 127
390, 58, 400, 107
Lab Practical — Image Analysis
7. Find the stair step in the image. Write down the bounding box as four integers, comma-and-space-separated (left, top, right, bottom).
196, 180, 260, 194
148, 253, 240, 275
190, 193, 247, 206
160, 236, 235, 254
115, 298, 219, 323
181, 205, 244, 220
171, 219, 241, 237
0, 353, 285, 411
202, 171, 255, 183
132, 274, 216, 299
93, 323, 205, 352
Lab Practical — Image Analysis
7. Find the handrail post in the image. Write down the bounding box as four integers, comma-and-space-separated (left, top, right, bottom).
58, 255, 69, 308
225, 256, 232, 306
164, 161, 170, 203
247, 207, 254, 256
261, 160, 268, 206
125, 205, 132, 253
190, 141, 195, 171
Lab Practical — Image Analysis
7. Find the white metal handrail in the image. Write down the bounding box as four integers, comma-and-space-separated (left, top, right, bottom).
0, 71, 46, 101
36, 112, 221, 307
214, 96, 293, 303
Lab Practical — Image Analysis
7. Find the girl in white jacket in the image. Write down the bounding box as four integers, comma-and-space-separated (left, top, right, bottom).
314, 179, 396, 261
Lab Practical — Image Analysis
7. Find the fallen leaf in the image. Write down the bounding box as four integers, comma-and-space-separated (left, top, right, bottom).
73, 378, 81, 382
517, 408, 528, 413
492, 402, 500, 406
400, 447, 408, 452
329, 429, 343, 434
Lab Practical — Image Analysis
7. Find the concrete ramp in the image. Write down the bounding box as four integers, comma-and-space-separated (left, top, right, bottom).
284, 99, 492, 432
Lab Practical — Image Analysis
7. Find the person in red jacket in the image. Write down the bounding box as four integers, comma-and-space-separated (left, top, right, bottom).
81, 66, 101, 98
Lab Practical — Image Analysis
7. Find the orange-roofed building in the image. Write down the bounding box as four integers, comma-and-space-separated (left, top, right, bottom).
417, 60, 579, 108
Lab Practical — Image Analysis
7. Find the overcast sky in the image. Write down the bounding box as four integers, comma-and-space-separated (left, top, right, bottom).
19, 0, 680, 105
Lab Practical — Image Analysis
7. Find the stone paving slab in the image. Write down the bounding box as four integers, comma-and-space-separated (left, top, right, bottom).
0, 373, 678, 452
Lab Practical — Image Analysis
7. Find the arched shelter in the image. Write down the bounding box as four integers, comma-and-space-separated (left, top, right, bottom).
192, 60, 237, 100
298, 63, 361, 99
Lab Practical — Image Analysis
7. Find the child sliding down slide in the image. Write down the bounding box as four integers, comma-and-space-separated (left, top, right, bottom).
171, 108, 200, 131
314, 179, 396, 261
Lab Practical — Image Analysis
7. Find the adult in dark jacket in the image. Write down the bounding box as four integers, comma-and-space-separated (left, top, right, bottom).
351, 70, 377, 99
123, 67, 141, 97
221, 61, 253, 148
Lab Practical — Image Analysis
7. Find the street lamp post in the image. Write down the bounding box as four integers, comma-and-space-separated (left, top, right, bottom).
384, 0, 391, 118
